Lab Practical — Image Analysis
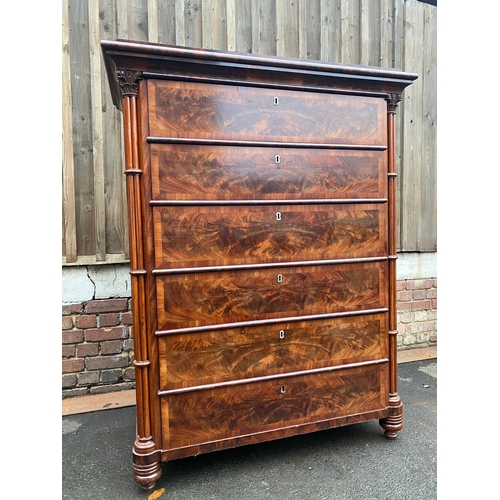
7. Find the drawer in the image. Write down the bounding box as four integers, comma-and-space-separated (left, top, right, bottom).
156, 261, 388, 330
148, 80, 387, 145
154, 204, 387, 269
158, 313, 388, 390
150, 144, 387, 201
160, 362, 388, 449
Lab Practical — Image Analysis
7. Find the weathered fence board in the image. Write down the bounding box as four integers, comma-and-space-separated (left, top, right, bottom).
62, 0, 77, 262
62, 0, 436, 264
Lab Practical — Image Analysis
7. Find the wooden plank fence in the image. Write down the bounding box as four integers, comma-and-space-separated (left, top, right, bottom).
62, 0, 437, 265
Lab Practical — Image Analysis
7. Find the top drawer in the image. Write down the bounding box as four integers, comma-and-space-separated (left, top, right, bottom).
147, 80, 387, 146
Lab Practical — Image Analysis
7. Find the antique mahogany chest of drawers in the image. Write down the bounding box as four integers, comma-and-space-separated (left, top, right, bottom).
102, 39, 417, 491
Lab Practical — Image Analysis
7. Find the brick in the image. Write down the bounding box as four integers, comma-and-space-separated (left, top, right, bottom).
407, 322, 434, 335
397, 302, 411, 312
403, 334, 417, 346
62, 358, 84, 374
100, 340, 122, 355
413, 310, 428, 322
62, 345, 76, 358
84, 298, 128, 314
62, 316, 74, 330
77, 343, 99, 357
85, 327, 127, 342
85, 354, 129, 371
121, 311, 133, 325
411, 300, 432, 311
413, 289, 427, 300
124, 367, 136, 381
75, 314, 97, 329
101, 369, 122, 383
406, 279, 434, 290
89, 382, 135, 395
62, 330, 84, 344
99, 313, 120, 327
63, 303, 83, 316
426, 321, 437, 332
397, 291, 413, 302
62, 374, 77, 388
397, 311, 412, 323
77, 371, 100, 385
428, 310, 437, 321
426, 288, 437, 299
123, 339, 134, 351
62, 388, 88, 398
397, 323, 406, 335
431, 299, 437, 309
417, 332, 430, 344
396, 281, 406, 291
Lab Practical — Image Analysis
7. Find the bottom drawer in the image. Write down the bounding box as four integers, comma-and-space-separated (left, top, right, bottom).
161, 362, 388, 450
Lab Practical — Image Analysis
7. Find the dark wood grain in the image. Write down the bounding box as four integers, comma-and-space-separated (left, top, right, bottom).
150, 144, 387, 201
158, 313, 387, 390
156, 261, 387, 330
162, 362, 387, 449
154, 204, 387, 268
148, 80, 386, 145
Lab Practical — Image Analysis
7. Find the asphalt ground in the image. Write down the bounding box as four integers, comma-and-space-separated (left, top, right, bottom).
62, 358, 437, 500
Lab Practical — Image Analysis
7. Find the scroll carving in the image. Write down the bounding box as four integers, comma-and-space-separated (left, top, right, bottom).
117, 70, 142, 97
386, 93, 402, 114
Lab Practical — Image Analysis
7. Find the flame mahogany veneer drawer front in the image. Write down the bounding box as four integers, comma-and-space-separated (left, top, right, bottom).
156, 261, 388, 331
153, 204, 387, 269
158, 313, 388, 391
147, 80, 387, 145
160, 362, 389, 452
150, 145, 388, 201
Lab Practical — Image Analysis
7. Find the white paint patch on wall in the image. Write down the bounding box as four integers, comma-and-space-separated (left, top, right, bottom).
61, 252, 437, 304
397, 252, 437, 280
62, 264, 131, 304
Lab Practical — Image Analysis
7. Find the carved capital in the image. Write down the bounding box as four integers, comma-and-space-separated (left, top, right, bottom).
117, 70, 143, 97
386, 93, 402, 114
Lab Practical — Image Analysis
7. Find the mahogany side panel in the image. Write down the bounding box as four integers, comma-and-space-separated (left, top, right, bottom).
158, 313, 388, 390
153, 204, 387, 268
148, 80, 387, 145
156, 261, 388, 330
150, 145, 388, 201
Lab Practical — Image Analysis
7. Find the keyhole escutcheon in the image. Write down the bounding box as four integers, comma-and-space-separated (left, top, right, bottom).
274, 96, 279, 105
276, 212, 281, 221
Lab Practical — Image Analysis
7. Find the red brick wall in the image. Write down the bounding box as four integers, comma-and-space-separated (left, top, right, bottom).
62, 280, 437, 398
62, 299, 135, 398
397, 278, 438, 348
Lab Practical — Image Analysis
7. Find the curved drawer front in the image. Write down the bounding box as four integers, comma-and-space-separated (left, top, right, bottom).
158, 313, 388, 391
156, 261, 388, 330
150, 144, 387, 201
148, 80, 387, 145
154, 204, 387, 268
161, 362, 388, 450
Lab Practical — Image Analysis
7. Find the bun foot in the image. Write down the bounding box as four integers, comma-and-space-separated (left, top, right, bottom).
379, 412, 403, 440
133, 437, 162, 491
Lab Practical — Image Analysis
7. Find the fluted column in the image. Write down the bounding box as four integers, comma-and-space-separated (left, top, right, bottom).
379, 93, 404, 439
117, 69, 162, 490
